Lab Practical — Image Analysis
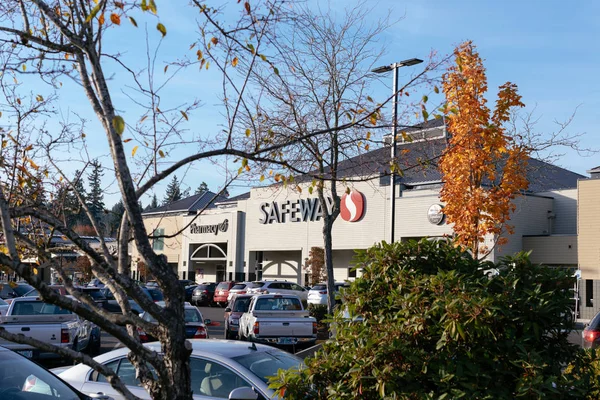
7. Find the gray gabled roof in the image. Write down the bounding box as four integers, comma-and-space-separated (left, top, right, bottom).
143, 191, 229, 215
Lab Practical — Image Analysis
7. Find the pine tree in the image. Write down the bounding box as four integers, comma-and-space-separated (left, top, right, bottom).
195, 181, 209, 195
61, 171, 89, 228
146, 194, 159, 210
162, 175, 182, 205
108, 200, 125, 236
87, 160, 105, 224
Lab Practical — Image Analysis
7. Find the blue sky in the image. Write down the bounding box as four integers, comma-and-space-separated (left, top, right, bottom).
23, 0, 598, 207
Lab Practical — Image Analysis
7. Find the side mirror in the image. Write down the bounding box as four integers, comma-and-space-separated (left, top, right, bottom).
229, 387, 258, 400
224, 307, 232, 313
204, 319, 212, 325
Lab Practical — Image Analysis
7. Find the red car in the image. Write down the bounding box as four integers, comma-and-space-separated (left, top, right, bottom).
213, 281, 236, 307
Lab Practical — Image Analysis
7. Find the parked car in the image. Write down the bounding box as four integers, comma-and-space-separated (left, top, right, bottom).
583, 309, 600, 349
144, 287, 164, 303
184, 285, 197, 302
0, 297, 95, 360
57, 339, 304, 400
76, 287, 108, 304
227, 282, 261, 302
0, 298, 8, 315
224, 294, 254, 339
98, 288, 145, 314
214, 281, 237, 307
0, 281, 34, 299
86, 278, 105, 288
192, 283, 217, 306
138, 302, 210, 342
0, 345, 112, 400
22, 285, 68, 298
307, 282, 350, 305
238, 294, 317, 347
247, 281, 309, 301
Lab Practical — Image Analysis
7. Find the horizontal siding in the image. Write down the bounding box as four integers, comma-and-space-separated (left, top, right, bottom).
522, 236, 577, 265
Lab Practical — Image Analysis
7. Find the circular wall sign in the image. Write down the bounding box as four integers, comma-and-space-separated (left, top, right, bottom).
427, 204, 444, 225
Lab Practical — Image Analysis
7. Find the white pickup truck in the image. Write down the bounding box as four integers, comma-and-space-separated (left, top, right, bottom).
0, 296, 91, 360
238, 294, 317, 347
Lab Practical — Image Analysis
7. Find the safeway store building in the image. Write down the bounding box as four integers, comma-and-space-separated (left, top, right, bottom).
133, 120, 600, 318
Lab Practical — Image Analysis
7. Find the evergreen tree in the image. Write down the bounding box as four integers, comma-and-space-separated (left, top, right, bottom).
195, 181, 209, 195
61, 171, 89, 228
146, 194, 159, 211
87, 160, 105, 224
162, 175, 182, 205
108, 200, 125, 236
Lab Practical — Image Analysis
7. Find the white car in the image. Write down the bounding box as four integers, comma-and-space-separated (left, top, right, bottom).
247, 281, 309, 301
57, 339, 304, 400
307, 282, 350, 305
227, 282, 261, 302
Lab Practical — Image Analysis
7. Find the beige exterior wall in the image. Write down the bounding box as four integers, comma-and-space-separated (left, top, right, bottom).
537, 188, 578, 234
579, 179, 600, 280
522, 235, 577, 265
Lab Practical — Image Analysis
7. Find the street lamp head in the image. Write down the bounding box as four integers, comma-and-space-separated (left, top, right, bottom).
371, 65, 393, 74
398, 58, 423, 67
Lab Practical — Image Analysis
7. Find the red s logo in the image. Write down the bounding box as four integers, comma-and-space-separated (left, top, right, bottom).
340, 190, 365, 222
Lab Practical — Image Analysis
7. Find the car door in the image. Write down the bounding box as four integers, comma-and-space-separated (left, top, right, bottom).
289, 283, 308, 300
79, 358, 150, 400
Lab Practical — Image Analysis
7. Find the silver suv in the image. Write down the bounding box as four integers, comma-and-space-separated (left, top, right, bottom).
247, 280, 308, 301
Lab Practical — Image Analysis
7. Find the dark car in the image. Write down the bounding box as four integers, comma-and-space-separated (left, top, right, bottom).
145, 287, 164, 302
0, 345, 101, 399
213, 281, 236, 307
138, 302, 210, 342
583, 309, 600, 348
0, 282, 34, 299
192, 283, 216, 306
224, 294, 253, 339
184, 285, 197, 302
98, 288, 145, 314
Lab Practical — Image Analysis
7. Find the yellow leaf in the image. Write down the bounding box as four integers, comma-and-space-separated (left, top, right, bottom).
180, 110, 188, 120
196, 50, 203, 60
110, 13, 121, 25
245, 128, 251, 137
149, 0, 157, 14
36, 94, 44, 102
132, 146, 139, 157
140, 115, 148, 123
22, 64, 26, 71
245, 165, 250, 172
158, 149, 165, 158
156, 23, 167, 37
129, 17, 138, 27
259, 175, 265, 182
85, 2, 102, 23
123, 138, 132, 143
232, 57, 238, 67
98, 13, 105, 25
29, 159, 39, 170
112, 115, 125, 135
141, 0, 148, 11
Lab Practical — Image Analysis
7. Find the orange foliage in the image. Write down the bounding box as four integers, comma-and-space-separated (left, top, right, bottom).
439, 41, 530, 258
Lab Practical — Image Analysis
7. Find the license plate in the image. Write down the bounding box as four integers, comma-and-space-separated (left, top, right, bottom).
219, 291, 224, 295
278, 337, 297, 345
18, 350, 33, 358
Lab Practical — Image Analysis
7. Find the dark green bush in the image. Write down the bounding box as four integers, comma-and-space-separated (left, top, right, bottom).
307, 303, 328, 323
271, 239, 599, 399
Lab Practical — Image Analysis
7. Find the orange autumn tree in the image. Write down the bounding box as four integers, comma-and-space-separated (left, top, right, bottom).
439, 41, 530, 258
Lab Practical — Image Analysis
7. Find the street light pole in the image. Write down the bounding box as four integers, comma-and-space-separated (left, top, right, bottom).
372, 58, 423, 243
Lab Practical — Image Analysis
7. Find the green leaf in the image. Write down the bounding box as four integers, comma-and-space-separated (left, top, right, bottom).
156, 23, 167, 37
85, 2, 102, 23
422, 110, 429, 120
273, 67, 279, 76
247, 43, 255, 54
129, 17, 138, 27
180, 110, 188, 120
434, 86, 439, 94
112, 116, 125, 135
141, 0, 148, 11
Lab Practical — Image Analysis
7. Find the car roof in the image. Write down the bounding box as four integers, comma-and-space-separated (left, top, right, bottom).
89, 339, 285, 364
0, 346, 9, 352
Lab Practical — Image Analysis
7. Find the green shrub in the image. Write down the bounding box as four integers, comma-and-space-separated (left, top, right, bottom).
307, 304, 328, 323
271, 239, 599, 399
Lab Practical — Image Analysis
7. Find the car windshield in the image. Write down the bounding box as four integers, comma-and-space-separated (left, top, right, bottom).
11, 300, 73, 315
0, 350, 81, 399
197, 284, 212, 290
233, 351, 304, 384
79, 289, 106, 300
13, 284, 34, 296
311, 284, 327, 291
147, 289, 164, 302
251, 282, 265, 288
216, 282, 231, 290
233, 297, 251, 312
143, 308, 202, 323
231, 284, 246, 290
